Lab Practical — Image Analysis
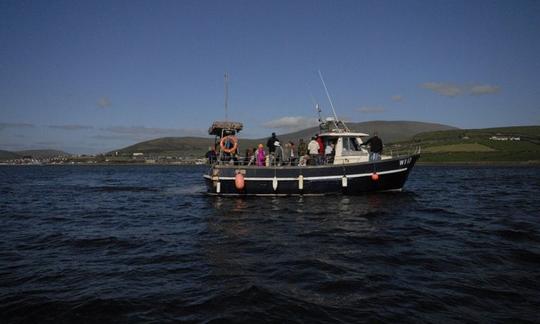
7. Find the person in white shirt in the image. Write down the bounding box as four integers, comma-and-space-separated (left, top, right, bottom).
325, 142, 335, 163
308, 137, 320, 165
324, 143, 333, 155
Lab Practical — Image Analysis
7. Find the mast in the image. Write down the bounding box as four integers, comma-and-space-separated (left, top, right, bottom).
318, 70, 338, 122
318, 70, 349, 131
224, 72, 229, 121
315, 103, 323, 124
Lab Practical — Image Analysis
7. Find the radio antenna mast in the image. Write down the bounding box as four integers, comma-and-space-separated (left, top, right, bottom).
318, 70, 337, 121
307, 85, 323, 124
318, 70, 348, 130
224, 72, 229, 121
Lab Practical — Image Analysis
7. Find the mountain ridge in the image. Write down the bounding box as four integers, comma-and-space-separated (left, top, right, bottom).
112, 120, 457, 156
0, 149, 71, 160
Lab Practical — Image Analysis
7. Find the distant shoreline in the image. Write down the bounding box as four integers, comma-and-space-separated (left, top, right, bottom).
416, 161, 540, 166
2, 161, 539, 167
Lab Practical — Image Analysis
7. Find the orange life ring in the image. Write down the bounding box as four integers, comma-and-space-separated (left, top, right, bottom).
220, 135, 238, 154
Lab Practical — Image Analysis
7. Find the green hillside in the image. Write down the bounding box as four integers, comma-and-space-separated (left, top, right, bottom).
112, 121, 456, 157
0, 149, 70, 161
16, 149, 71, 158
391, 126, 540, 163
113, 137, 215, 157
0, 150, 20, 160
261, 120, 457, 145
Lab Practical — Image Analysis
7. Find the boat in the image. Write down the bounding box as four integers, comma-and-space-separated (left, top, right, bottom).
203, 118, 420, 196
203, 73, 420, 196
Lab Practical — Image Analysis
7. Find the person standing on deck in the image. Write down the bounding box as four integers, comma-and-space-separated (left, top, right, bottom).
274, 141, 283, 166
266, 132, 279, 154
325, 142, 335, 163
282, 142, 291, 165
244, 148, 254, 165
205, 146, 217, 164
308, 136, 320, 165
316, 134, 324, 164
288, 141, 296, 165
298, 138, 307, 157
316, 134, 324, 156
256, 144, 266, 166
364, 132, 383, 161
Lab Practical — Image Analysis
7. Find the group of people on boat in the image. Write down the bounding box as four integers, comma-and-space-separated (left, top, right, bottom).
206, 131, 383, 166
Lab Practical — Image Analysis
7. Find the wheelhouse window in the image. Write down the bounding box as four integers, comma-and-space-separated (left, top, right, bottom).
342, 137, 361, 153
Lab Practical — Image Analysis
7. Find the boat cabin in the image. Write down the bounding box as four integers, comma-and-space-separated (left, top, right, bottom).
317, 131, 389, 164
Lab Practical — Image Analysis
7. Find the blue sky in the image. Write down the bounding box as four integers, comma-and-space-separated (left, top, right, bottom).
1, 0, 539, 153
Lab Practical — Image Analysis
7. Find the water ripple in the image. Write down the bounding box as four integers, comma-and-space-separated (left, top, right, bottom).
0, 165, 539, 322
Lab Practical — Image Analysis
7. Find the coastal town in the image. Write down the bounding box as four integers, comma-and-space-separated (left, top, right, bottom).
0, 152, 206, 165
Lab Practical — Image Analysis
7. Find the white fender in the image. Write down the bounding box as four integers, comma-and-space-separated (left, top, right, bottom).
272, 177, 278, 191
216, 182, 221, 193
298, 175, 304, 190
342, 176, 348, 187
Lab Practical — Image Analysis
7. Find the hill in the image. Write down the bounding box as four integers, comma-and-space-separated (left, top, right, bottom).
112, 121, 456, 157
113, 137, 215, 157
15, 149, 71, 159
266, 120, 457, 145
0, 149, 70, 161
0, 150, 20, 160
391, 125, 540, 163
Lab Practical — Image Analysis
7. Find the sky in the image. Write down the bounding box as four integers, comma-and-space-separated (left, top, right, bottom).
1, 0, 539, 154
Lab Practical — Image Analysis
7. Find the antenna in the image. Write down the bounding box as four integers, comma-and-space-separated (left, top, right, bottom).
318, 70, 338, 122
315, 103, 322, 123
224, 72, 229, 121
318, 70, 349, 131
307, 84, 323, 124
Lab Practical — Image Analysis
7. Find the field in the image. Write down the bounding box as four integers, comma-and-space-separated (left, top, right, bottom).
390, 126, 540, 163
424, 143, 495, 153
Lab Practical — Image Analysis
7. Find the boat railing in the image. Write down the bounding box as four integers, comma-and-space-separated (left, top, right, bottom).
210, 153, 337, 167
209, 145, 421, 167
388, 143, 422, 158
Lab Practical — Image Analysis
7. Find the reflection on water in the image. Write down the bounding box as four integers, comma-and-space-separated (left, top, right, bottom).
205, 192, 422, 249
202, 192, 421, 283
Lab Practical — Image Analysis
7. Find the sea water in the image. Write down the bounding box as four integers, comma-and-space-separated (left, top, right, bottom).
1, 165, 539, 322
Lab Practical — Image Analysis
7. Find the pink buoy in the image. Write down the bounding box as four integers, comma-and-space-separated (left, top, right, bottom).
235, 173, 245, 190
371, 172, 379, 181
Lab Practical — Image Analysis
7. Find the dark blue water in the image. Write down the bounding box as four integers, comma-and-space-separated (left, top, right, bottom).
1, 165, 539, 323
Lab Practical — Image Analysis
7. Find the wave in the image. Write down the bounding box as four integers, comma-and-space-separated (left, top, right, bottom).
89, 186, 160, 193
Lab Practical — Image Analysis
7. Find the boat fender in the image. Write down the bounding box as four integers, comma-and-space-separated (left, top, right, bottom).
216, 181, 221, 193
341, 176, 348, 187
235, 173, 245, 190
272, 177, 278, 191
298, 175, 304, 190
220, 135, 238, 154
371, 172, 379, 181
211, 168, 220, 181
